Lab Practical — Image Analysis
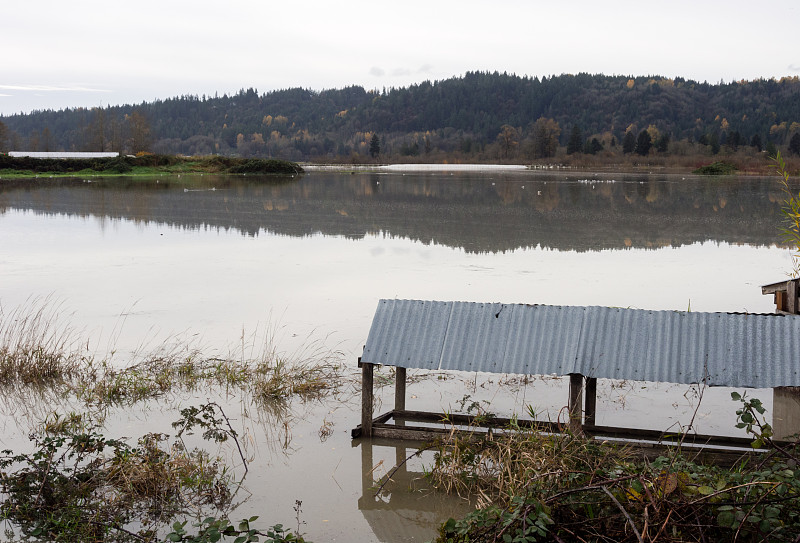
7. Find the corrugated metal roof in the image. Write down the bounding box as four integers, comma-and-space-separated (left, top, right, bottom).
361, 300, 800, 388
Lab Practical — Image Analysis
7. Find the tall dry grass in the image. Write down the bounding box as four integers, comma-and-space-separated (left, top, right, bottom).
0, 297, 86, 386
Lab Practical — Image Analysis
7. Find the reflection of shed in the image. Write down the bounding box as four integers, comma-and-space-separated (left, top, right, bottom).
355, 438, 469, 543
352, 299, 800, 449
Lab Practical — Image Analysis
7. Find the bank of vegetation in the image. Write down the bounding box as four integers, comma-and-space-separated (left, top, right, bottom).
0, 154, 302, 177
0, 298, 339, 541
2, 72, 800, 174
428, 396, 800, 543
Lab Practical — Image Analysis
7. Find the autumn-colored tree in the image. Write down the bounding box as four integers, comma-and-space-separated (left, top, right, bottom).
40, 127, 54, 152
529, 117, 560, 158
127, 110, 152, 153
0, 119, 9, 152
496, 124, 519, 159
109, 117, 124, 152
90, 107, 106, 151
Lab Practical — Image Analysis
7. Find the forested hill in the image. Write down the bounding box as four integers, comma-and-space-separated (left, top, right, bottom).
2, 72, 800, 161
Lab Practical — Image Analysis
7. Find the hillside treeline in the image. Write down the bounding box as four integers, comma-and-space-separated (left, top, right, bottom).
2, 72, 800, 163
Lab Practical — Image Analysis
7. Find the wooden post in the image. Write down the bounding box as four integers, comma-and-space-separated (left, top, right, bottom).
568, 373, 584, 435
361, 362, 374, 437
360, 435, 374, 499
787, 280, 798, 314
395, 366, 406, 427
395, 444, 407, 476
585, 377, 597, 426
774, 386, 800, 441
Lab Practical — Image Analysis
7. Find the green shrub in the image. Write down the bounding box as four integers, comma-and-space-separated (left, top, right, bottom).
693, 161, 738, 175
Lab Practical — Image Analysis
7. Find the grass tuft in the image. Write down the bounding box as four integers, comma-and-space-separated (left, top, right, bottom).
0, 297, 85, 387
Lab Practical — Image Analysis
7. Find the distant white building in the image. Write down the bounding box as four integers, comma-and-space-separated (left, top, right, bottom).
9, 151, 119, 159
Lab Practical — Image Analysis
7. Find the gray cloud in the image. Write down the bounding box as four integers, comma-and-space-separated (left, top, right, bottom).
369, 67, 385, 77
391, 65, 434, 77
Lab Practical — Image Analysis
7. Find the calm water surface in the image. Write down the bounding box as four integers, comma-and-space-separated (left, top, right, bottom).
0, 170, 793, 541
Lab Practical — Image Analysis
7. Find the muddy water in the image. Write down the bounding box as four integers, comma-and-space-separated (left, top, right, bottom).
0, 170, 792, 541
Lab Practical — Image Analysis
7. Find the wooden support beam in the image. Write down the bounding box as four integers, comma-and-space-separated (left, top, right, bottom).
568, 373, 584, 435
395, 367, 406, 427
773, 386, 800, 440
788, 280, 798, 314
361, 362, 374, 438
585, 377, 597, 426
393, 409, 561, 432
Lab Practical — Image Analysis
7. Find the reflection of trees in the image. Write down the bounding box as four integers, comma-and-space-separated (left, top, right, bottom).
0, 173, 789, 253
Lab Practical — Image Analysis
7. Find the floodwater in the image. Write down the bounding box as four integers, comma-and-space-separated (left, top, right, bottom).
0, 170, 794, 541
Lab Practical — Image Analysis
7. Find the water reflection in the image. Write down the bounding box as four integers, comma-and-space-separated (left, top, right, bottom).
356, 437, 472, 542
0, 172, 788, 253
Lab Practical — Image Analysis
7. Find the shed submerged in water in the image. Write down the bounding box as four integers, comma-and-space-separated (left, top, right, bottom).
352, 299, 800, 446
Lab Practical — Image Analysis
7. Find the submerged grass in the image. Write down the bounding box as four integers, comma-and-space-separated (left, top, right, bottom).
0, 299, 346, 409
0, 303, 334, 542
0, 297, 86, 387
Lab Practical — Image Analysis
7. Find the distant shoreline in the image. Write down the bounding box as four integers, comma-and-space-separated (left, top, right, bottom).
0, 154, 785, 179
0, 154, 302, 178
301, 161, 775, 177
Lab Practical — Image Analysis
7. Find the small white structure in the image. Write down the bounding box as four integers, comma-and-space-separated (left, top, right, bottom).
9, 151, 119, 159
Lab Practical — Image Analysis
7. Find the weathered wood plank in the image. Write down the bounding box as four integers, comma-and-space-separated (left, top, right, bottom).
392, 409, 562, 432
585, 377, 597, 426
762, 281, 789, 295
361, 410, 777, 450
569, 373, 584, 435
361, 362, 374, 437
395, 367, 406, 411
788, 280, 798, 314
395, 367, 406, 427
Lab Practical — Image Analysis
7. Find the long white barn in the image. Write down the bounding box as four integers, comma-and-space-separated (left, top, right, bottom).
8, 151, 119, 159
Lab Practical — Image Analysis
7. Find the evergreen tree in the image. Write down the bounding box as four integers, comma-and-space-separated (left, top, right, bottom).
369, 133, 381, 158
622, 131, 636, 154
655, 133, 670, 153
726, 130, 742, 151
583, 137, 603, 155
751, 134, 763, 152
709, 133, 720, 155
567, 124, 583, 155
766, 141, 778, 158
635, 130, 652, 156
790, 133, 800, 156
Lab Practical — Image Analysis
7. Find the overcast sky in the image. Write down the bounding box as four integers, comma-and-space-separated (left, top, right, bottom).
2, 0, 799, 116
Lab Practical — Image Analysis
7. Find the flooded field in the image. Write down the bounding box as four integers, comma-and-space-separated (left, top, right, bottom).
0, 170, 794, 541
